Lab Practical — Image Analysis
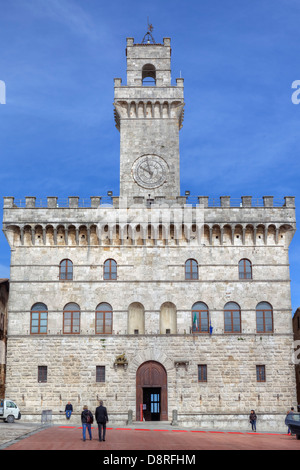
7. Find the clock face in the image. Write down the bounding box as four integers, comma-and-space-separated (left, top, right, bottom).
132, 155, 168, 189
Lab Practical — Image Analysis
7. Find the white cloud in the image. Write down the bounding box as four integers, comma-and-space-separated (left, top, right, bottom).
24, 0, 100, 40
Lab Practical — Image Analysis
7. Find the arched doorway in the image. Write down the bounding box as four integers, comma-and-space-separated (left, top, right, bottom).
136, 361, 168, 421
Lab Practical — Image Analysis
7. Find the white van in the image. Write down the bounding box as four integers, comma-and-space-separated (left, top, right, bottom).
0, 399, 21, 423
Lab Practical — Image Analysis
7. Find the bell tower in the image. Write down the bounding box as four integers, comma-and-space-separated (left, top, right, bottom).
114, 28, 184, 204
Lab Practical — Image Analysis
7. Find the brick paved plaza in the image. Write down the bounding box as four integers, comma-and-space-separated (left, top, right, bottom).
1, 424, 299, 452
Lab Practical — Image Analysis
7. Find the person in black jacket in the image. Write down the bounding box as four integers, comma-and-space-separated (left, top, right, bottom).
81, 405, 93, 441
249, 410, 257, 432
95, 400, 108, 441
65, 401, 73, 420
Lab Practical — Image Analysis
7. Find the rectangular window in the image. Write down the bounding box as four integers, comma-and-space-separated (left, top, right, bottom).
63, 311, 80, 334
95, 311, 112, 334
256, 311, 273, 333
38, 366, 47, 383
198, 365, 207, 382
256, 365, 266, 382
96, 366, 105, 383
31, 311, 48, 334
224, 310, 241, 333
192, 309, 209, 333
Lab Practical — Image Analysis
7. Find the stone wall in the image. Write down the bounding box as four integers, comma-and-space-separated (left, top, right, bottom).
2, 195, 297, 427
0, 279, 9, 398
5, 334, 296, 429
293, 308, 300, 407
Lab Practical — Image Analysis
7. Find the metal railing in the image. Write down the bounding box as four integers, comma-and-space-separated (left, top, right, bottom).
6, 196, 288, 209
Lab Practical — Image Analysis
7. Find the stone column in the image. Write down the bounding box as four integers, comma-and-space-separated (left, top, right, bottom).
20, 226, 24, 245
31, 227, 35, 245
53, 227, 57, 246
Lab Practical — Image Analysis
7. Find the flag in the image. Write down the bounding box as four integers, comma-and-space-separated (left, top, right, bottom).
193, 312, 198, 331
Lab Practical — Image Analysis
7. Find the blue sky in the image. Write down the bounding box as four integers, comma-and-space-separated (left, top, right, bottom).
0, 0, 300, 311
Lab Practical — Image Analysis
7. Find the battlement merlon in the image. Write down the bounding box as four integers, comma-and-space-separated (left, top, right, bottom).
2, 196, 296, 249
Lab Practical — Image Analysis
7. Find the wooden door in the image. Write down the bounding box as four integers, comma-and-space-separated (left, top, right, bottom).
136, 361, 168, 421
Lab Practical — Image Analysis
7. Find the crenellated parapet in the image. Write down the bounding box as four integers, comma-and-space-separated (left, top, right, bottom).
2, 195, 296, 248
3, 195, 295, 209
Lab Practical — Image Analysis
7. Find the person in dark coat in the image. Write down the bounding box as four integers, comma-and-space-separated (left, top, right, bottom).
286, 407, 295, 435
95, 400, 108, 441
81, 405, 93, 441
249, 410, 257, 432
65, 401, 73, 419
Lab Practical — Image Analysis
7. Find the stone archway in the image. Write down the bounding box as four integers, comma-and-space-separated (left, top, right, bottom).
136, 361, 168, 421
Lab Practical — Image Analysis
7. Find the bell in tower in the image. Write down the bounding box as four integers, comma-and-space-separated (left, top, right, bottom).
114, 27, 185, 205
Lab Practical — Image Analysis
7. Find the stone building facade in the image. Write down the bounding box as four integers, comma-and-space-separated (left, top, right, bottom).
293, 308, 300, 409
0, 279, 9, 398
2, 32, 297, 430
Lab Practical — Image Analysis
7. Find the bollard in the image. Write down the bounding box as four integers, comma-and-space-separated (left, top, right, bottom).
41, 409, 52, 425
171, 409, 178, 426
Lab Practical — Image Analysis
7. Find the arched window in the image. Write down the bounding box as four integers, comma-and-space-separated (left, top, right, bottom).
95, 303, 113, 334
31, 303, 48, 334
103, 259, 117, 280
239, 259, 252, 279
224, 302, 241, 333
256, 302, 273, 333
59, 259, 73, 280
185, 259, 198, 280
63, 303, 80, 334
192, 302, 209, 333
142, 63, 156, 86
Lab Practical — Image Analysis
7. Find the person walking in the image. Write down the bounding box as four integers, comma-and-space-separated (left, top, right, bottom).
81, 405, 93, 441
286, 407, 295, 435
65, 401, 73, 420
95, 400, 108, 442
249, 410, 257, 432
